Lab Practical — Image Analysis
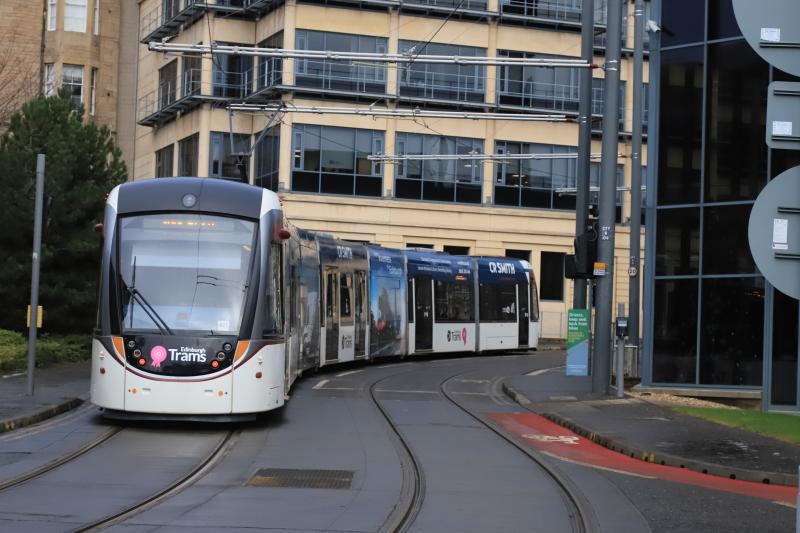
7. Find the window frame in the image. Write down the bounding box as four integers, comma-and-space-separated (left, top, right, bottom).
61, 64, 84, 106
64, 0, 88, 33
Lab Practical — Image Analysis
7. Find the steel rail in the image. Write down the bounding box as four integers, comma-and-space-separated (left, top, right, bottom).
73, 429, 239, 533
368, 370, 426, 533
0, 426, 123, 492
440, 368, 597, 533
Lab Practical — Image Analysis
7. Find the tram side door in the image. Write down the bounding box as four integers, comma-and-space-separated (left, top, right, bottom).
518, 283, 529, 347
324, 269, 339, 362
354, 271, 367, 359
415, 276, 433, 351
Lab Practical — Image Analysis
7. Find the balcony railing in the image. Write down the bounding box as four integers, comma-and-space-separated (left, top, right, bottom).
140, 0, 275, 43
399, 69, 485, 103
497, 79, 579, 112
137, 68, 205, 126
294, 60, 387, 96
499, 0, 581, 23
401, 0, 489, 12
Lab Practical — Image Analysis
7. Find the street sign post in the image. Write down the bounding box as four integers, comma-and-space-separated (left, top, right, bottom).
766, 82, 800, 150
732, 0, 800, 77
748, 166, 800, 300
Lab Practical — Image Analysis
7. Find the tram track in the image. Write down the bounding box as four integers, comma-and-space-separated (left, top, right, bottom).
368, 369, 427, 533
0, 425, 122, 492
72, 428, 239, 532
440, 368, 597, 533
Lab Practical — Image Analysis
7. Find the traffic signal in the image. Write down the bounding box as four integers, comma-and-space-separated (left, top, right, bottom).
572, 219, 598, 278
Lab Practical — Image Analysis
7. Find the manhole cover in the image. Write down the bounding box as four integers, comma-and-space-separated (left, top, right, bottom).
247, 468, 354, 489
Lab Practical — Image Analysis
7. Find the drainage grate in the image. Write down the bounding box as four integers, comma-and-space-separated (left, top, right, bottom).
247, 468, 354, 490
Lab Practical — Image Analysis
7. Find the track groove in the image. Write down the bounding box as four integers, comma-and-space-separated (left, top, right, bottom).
72, 429, 239, 533
368, 369, 427, 533
440, 367, 598, 533
0, 426, 122, 492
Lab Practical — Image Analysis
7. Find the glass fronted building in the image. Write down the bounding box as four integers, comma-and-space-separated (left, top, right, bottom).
643, 0, 800, 410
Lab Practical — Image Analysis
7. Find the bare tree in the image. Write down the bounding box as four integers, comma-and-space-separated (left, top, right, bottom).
0, 33, 40, 131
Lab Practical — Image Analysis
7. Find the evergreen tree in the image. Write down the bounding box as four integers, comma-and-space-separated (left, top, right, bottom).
0, 90, 126, 334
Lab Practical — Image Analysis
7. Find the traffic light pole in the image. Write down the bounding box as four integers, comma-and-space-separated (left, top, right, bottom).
628, 0, 645, 356
573, 0, 594, 310
592, 0, 623, 395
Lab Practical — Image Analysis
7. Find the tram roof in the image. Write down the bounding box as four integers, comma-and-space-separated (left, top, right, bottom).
116, 177, 269, 219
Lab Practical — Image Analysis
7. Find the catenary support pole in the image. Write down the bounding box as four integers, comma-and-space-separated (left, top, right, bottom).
27, 154, 45, 396
592, 0, 624, 395
628, 0, 645, 358
616, 303, 625, 398
573, 0, 594, 309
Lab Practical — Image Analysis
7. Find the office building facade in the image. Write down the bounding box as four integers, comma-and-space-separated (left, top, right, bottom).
134, 0, 650, 339
643, 0, 800, 409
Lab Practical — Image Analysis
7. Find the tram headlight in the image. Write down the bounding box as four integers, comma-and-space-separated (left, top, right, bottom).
216, 351, 226, 360
211, 360, 220, 369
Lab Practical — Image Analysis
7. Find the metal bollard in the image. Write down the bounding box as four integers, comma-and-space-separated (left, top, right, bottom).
796, 464, 799, 533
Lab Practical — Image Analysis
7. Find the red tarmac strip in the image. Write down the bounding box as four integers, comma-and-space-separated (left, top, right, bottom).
488, 412, 797, 506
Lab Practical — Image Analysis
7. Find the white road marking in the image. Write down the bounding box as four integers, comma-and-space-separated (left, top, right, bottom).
374, 389, 438, 394
526, 368, 551, 377
1, 372, 26, 379
312, 379, 329, 390
452, 391, 491, 396
336, 369, 364, 377
456, 379, 490, 384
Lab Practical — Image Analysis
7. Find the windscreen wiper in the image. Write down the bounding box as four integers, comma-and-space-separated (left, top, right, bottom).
125, 257, 174, 335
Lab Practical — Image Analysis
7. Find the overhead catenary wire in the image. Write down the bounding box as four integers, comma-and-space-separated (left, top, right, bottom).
147, 42, 599, 68
228, 104, 571, 122
367, 152, 613, 162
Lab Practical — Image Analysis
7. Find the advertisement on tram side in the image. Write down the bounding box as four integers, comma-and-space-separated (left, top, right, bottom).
369, 248, 407, 357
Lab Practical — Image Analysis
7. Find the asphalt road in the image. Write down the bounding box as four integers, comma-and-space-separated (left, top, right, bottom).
0, 352, 793, 532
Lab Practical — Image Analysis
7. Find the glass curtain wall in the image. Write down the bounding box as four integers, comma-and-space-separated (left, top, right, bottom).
394, 133, 483, 204
295, 30, 387, 95
291, 124, 384, 197
398, 41, 486, 103
649, 0, 800, 397
494, 141, 623, 218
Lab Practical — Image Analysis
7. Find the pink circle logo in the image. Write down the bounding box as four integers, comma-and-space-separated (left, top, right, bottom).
150, 345, 168, 368
462, 328, 468, 345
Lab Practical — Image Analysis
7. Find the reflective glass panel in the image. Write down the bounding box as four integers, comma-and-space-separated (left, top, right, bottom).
699, 278, 764, 386
660, 0, 704, 47
655, 208, 699, 276
704, 41, 768, 202
771, 289, 798, 406
652, 279, 698, 384
702, 204, 756, 274
657, 47, 703, 205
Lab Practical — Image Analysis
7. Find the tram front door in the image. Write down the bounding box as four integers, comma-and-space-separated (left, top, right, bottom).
518, 283, 529, 347
415, 277, 433, 351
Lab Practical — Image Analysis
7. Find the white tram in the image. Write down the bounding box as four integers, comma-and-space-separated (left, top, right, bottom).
91, 178, 540, 419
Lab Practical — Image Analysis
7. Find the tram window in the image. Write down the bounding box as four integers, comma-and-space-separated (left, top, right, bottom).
479, 283, 517, 322
434, 280, 474, 322
530, 279, 540, 322
265, 243, 284, 336
340, 273, 352, 318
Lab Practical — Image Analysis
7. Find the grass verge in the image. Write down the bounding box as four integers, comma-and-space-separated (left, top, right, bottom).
0, 329, 91, 374
673, 406, 800, 445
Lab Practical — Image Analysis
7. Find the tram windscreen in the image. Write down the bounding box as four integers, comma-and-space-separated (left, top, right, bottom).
117, 213, 256, 335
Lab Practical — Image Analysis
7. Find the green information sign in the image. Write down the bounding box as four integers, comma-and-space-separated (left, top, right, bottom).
566, 308, 590, 376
